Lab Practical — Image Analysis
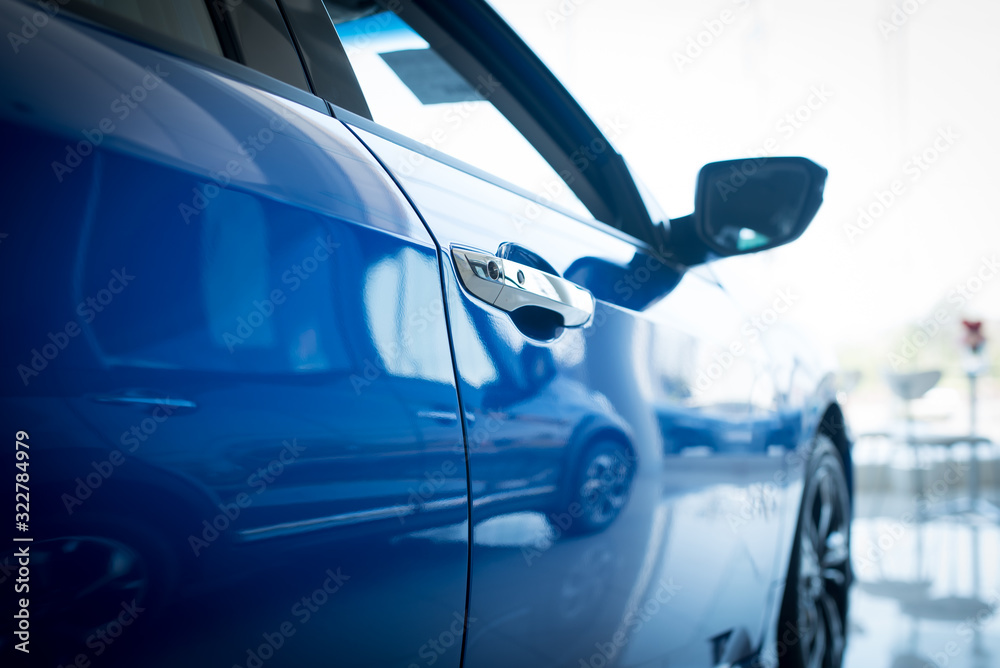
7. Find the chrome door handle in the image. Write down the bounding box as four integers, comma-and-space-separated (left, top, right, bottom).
451, 248, 594, 327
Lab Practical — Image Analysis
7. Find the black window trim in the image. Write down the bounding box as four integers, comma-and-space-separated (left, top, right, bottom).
274, 0, 373, 120
55, 0, 330, 115
209, 0, 314, 95
204, 0, 244, 62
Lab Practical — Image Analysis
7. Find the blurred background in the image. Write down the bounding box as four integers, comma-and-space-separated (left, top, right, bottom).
485, 1, 1000, 666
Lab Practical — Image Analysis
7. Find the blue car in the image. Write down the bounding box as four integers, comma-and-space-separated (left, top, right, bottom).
0, 1, 852, 667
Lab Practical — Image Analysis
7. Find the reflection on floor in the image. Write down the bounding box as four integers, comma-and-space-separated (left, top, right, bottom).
844, 491, 1000, 668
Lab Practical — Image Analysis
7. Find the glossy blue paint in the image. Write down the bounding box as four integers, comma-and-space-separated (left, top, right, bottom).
0, 1, 846, 666
351, 124, 809, 666
1, 4, 469, 666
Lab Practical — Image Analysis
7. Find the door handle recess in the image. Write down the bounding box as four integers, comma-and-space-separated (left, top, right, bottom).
451, 248, 594, 327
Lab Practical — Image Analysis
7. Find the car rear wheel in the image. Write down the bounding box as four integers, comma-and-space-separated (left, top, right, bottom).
779, 435, 851, 668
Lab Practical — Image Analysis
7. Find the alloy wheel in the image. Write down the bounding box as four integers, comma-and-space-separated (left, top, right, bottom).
782, 438, 851, 668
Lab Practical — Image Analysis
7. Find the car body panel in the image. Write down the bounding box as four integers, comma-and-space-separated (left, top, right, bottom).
0, 4, 469, 666
0, 0, 849, 666
349, 123, 797, 666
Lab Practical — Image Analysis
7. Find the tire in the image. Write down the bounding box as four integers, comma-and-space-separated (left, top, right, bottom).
564, 440, 635, 535
778, 435, 852, 668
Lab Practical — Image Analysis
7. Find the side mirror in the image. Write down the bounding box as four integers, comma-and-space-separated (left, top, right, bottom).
694, 157, 827, 256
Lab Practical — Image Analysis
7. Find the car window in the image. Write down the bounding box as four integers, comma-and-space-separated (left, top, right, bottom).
70, 0, 313, 94
332, 10, 590, 217
73, 0, 223, 56
214, 0, 312, 91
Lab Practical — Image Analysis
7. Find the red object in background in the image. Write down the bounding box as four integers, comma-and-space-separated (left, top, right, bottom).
962, 320, 986, 353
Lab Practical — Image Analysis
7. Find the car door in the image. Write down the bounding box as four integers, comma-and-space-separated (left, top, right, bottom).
319, 2, 790, 666
0, 2, 469, 666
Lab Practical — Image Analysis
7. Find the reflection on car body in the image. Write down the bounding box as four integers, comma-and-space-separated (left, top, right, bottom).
0, 0, 851, 666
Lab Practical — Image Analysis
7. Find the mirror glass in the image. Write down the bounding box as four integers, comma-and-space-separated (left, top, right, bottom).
697, 158, 824, 256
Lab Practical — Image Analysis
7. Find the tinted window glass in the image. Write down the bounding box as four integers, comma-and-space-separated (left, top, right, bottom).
75, 0, 223, 56
333, 11, 590, 217
215, 0, 312, 91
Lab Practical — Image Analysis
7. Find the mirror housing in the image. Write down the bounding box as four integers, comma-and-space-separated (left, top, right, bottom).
691, 156, 827, 258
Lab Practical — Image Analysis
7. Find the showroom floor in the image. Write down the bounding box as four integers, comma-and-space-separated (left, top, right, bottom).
843, 489, 1000, 668
840, 386, 1000, 667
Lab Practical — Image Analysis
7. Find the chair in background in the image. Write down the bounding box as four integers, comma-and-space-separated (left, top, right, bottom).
884, 370, 998, 521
